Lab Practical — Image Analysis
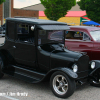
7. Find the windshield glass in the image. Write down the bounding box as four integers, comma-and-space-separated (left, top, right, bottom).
38, 30, 64, 45
90, 30, 100, 41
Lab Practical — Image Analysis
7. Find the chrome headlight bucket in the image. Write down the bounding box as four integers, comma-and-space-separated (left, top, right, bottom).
72, 64, 78, 73
91, 61, 95, 69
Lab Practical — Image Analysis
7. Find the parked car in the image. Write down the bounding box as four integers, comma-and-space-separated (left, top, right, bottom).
0, 18, 100, 98
0, 24, 5, 37
65, 26, 100, 61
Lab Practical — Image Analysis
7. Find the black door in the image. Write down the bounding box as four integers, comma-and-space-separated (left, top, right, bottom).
14, 23, 36, 68
14, 42, 36, 68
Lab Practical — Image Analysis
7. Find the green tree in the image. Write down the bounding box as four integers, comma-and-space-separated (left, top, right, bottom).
0, 0, 5, 4
40, 0, 76, 21
77, 0, 100, 22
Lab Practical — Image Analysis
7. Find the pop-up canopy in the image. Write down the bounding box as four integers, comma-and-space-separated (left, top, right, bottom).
83, 21, 100, 25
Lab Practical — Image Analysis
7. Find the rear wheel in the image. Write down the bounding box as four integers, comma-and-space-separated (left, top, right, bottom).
50, 71, 76, 98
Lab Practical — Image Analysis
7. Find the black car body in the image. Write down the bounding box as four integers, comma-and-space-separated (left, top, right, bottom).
0, 18, 100, 98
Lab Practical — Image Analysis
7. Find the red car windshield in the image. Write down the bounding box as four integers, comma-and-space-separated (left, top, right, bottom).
90, 30, 100, 41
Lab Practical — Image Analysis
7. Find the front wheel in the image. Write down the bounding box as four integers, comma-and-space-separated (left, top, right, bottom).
50, 71, 76, 98
90, 70, 100, 87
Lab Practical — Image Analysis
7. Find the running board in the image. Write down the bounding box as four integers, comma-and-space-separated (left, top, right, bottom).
3, 65, 46, 83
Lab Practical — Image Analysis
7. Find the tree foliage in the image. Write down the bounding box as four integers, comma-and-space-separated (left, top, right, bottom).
77, 0, 100, 22
0, 0, 5, 4
40, 0, 76, 21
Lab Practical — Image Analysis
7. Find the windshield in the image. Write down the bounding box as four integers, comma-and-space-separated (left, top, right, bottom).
38, 30, 64, 45
90, 30, 100, 41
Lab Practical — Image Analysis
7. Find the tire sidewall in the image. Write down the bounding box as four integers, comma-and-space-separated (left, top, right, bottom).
90, 71, 100, 87
50, 71, 76, 98
90, 82, 100, 87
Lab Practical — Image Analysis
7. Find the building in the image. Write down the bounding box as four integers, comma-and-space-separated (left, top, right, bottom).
0, 0, 13, 25
39, 11, 88, 26
22, 3, 45, 11
0, 0, 39, 25
22, 3, 90, 26
22, 3, 82, 11
0, 1, 90, 26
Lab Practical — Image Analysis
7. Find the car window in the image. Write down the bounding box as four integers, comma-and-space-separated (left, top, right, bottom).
38, 30, 64, 45
2, 24, 5, 30
83, 32, 91, 41
16, 23, 35, 43
50, 31, 63, 38
90, 30, 100, 41
65, 31, 90, 41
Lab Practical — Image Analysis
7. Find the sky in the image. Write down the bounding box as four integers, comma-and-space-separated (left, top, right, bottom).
14, 0, 79, 8
14, 0, 41, 8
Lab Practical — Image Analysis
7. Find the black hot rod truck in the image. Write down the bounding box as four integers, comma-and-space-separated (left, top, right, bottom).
0, 18, 100, 98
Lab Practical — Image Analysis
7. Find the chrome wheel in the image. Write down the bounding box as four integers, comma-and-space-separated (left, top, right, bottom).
53, 75, 68, 95
50, 71, 76, 98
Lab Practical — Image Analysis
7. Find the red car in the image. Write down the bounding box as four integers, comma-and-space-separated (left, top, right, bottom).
65, 26, 100, 60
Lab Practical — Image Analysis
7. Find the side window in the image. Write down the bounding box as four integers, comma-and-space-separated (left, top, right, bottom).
7, 21, 15, 40
17, 24, 28, 34
16, 23, 35, 43
65, 31, 74, 39
65, 31, 83, 40
83, 33, 91, 41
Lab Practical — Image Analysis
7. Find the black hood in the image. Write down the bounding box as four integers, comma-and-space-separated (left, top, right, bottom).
39, 43, 89, 70
51, 49, 83, 62
49, 44, 89, 69
50, 44, 83, 62
50, 48, 89, 70
40, 43, 84, 62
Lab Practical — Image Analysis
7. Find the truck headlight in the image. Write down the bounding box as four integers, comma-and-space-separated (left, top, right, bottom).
73, 64, 78, 73
91, 61, 95, 69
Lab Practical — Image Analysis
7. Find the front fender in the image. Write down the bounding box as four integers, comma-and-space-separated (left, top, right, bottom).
48, 67, 78, 79
89, 60, 100, 76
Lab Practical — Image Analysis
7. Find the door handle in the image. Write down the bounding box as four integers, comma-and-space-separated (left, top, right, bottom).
13, 46, 16, 48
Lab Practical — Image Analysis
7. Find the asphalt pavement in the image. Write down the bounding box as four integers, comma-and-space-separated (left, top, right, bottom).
0, 37, 100, 100
0, 75, 100, 100
0, 37, 5, 43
